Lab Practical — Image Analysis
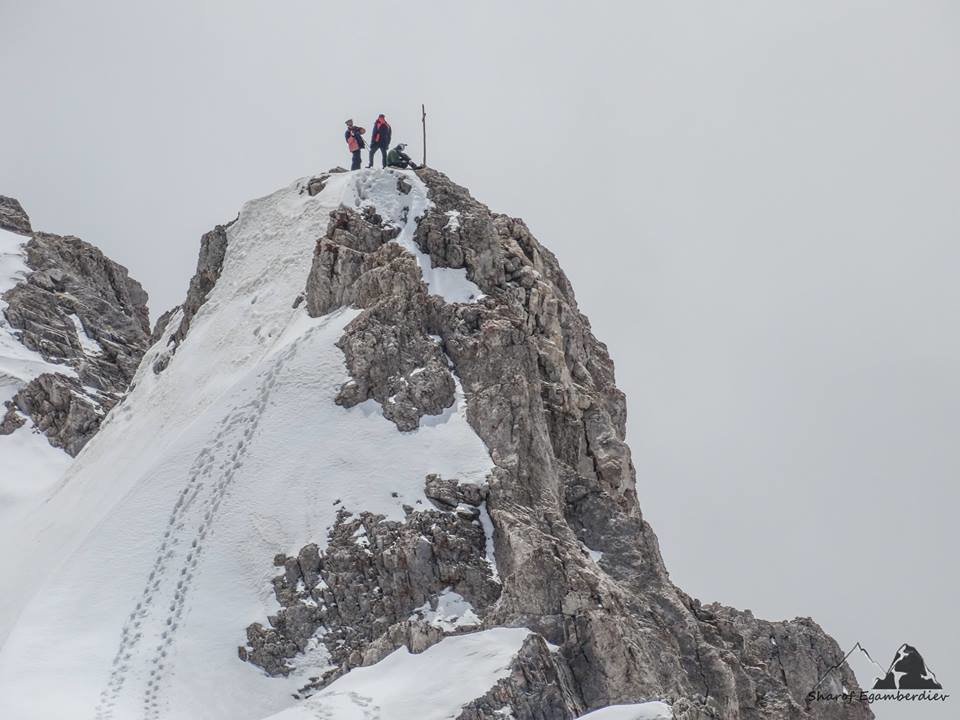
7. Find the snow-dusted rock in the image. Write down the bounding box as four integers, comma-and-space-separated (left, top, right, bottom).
243, 500, 500, 685
0, 198, 150, 455
166, 223, 229, 352
0, 195, 32, 235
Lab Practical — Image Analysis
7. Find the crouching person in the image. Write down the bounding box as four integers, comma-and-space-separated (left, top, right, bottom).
386, 143, 421, 170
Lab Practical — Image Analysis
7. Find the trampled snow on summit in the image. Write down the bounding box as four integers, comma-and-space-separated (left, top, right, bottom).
0, 170, 873, 720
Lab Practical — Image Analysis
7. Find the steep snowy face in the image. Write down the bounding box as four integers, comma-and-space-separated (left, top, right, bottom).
0, 170, 495, 720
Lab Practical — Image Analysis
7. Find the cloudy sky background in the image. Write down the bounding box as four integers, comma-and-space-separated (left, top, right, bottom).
3, 2, 957, 716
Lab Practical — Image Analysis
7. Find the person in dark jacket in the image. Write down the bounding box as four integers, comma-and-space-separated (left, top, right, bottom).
386, 143, 420, 170
367, 114, 392, 168
344, 119, 366, 170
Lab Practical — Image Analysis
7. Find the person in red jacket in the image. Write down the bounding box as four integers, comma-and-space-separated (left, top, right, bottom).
344, 119, 366, 170
367, 114, 392, 168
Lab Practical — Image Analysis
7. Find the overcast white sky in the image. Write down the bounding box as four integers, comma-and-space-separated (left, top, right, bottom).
2, 2, 957, 717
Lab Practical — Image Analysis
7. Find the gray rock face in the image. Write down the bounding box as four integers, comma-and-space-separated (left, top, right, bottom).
2, 373, 109, 455
456, 634, 584, 720
0, 195, 32, 235
3, 232, 150, 387
242, 484, 501, 688
150, 221, 231, 375
305, 205, 457, 431
250, 170, 871, 719
1, 199, 151, 455
168, 224, 229, 351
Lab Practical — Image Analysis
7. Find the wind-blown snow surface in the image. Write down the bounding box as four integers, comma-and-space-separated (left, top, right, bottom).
0, 170, 495, 720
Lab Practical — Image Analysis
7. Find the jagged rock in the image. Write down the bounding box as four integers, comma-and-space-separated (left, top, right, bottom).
168, 224, 229, 351
242, 505, 500, 683
359, 620, 445, 667
456, 634, 584, 720
2, 232, 150, 390
0, 204, 151, 454
0, 195, 32, 235
149, 306, 181, 373
287, 169, 872, 719
150, 305, 180, 345
1, 373, 113, 455
305, 175, 329, 197
412, 174, 507, 290
334, 305, 456, 431
424, 474, 487, 510
305, 205, 456, 430
305, 208, 411, 317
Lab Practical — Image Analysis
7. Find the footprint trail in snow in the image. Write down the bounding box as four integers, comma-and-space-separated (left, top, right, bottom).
96, 331, 312, 720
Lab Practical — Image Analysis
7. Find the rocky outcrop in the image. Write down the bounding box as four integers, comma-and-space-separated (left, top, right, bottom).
2, 373, 110, 455
150, 222, 231, 375
0, 198, 151, 455
305, 205, 456, 431
0, 195, 32, 235
168, 224, 229, 350
456, 635, 585, 720
247, 170, 871, 719
3, 232, 150, 389
242, 477, 500, 687
417, 170, 870, 719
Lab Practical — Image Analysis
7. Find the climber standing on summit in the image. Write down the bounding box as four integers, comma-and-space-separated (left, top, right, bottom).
367, 114, 392, 168
344, 119, 366, 171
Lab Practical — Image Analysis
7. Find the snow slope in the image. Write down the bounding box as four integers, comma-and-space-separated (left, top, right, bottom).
0, 170, 495, 720
262, 628, 531, 720
579, 703, 673, 720
0, 227, 78, 609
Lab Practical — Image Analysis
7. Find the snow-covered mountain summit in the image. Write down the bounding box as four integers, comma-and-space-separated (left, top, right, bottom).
0, 169, 872, 720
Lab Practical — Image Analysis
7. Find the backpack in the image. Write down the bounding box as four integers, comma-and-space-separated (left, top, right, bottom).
346, 127, 366, 152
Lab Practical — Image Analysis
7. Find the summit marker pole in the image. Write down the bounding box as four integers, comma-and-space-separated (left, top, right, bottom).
421, 104, 427, 168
